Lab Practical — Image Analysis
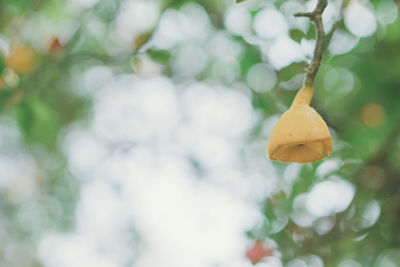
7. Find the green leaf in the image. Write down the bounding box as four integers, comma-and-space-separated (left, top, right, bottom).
290, 29, 306, 43
134, 32, 154, 52
236, 0, 248, 2
240, 48, 261, 76
6, 0, 40, 12
16, 99, 59, 147
0, 58, 5, 73
148, 49, 171, 64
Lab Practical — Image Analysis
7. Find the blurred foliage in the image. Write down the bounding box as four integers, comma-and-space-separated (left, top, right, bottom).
16, 99, 58, 146
0, 0, 399, 266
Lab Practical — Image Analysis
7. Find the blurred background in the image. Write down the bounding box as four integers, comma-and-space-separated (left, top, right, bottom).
0, 0, 399, 266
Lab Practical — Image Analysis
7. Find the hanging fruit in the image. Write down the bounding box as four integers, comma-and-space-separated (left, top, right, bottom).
267, 86, 333, 163
267, 0, 332, 163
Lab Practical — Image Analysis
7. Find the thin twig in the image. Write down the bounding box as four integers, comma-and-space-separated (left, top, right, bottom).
324, 20, 340, 51
324, 0, 347, 52
294, 0, 328, 88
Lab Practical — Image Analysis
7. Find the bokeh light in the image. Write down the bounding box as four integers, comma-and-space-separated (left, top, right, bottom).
0, 0, 399, 266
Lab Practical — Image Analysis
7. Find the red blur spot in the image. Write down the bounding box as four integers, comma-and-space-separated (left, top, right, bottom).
49, 37, 63, 54
246, 241, 273, 264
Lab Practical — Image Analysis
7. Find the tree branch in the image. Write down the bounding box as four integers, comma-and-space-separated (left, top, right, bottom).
324, 20, 340, 51
324, 0, 346, 52
294, 0, 328, 88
